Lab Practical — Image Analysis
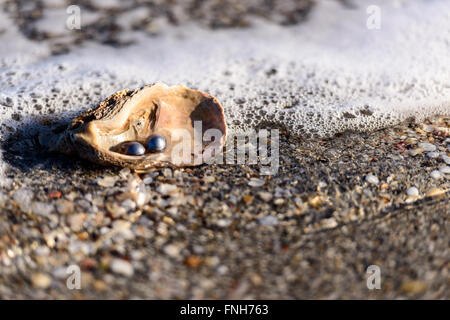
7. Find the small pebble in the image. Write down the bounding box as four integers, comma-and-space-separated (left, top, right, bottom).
31, 202, 54, 217
258, 192, 273, 202
408, 148, 423, 156
442, 155, 450, 165
164, 244, 180, 257
112, 220, 131, 231
0, 193, 7, 206
13, 188, 33, 211
242, 195, 254, 204
258, 215, 279, 226
185, 256, 202, 268
421, 125, 434, 133
273, 198, 285, 205
430, 170, 441, 180
425, 188, 445, 198
439, 166, 450, 174
142, 175, 153, 184
34, 246, 50, 256
107, 203, 127, 218
157, 183, 177, 195
248, 178, 265, 187
317, 181, 328, 191
31, 273, 51, 289
97, 176, 118, 187
203, 176, 216, 183
321, 218, 338, 229
121, 199, 136, 210
309, 195, 325, 209
365, 174, 379, 185
217, 265, 228, 275
110, 259, 134, 277
55, 199, 74, 215
48, 190, 62, 199
400, 280, 428, 294
216, 219, 231, 228
426, 152, 439, 158
418, 142, 436, 152
162, 168, 173, 178
166, 207, 178, 216
406, 187, 419, 197
68, 214, 85, 232
119, 167, 131, 178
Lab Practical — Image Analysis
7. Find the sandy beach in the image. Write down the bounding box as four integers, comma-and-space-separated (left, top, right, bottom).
1, 114, 449, 299
0, 0, 449, 299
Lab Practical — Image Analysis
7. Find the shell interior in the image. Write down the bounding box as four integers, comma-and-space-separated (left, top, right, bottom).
54, 83, 227, 170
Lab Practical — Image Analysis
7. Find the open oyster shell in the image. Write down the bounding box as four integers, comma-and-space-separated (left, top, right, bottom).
47, 83, 227, 170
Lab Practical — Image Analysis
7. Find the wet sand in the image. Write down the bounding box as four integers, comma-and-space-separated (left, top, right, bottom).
0, 0, 448, 299
0, 116, 448, 299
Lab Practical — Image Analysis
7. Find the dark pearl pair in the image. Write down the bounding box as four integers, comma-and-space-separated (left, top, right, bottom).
122, 135, 167, 156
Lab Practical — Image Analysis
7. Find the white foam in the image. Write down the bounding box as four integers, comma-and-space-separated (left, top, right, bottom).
0, 0, 449, 182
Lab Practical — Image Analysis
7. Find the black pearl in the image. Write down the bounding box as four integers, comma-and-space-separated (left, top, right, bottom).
146, 134, 166, 153
123, 142, 145, 156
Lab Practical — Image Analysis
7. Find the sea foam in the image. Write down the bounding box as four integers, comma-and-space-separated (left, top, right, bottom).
0, 0, 449, 183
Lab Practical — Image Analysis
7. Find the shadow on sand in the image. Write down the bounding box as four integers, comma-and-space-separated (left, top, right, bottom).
1, 114, 104, 174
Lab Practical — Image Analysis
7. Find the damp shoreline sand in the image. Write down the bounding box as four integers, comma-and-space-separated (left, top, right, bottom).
0, 115, 448, 299
0, 0, 449, 299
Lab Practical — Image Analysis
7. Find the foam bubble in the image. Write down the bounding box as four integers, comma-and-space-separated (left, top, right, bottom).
0, 0, 449, 181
